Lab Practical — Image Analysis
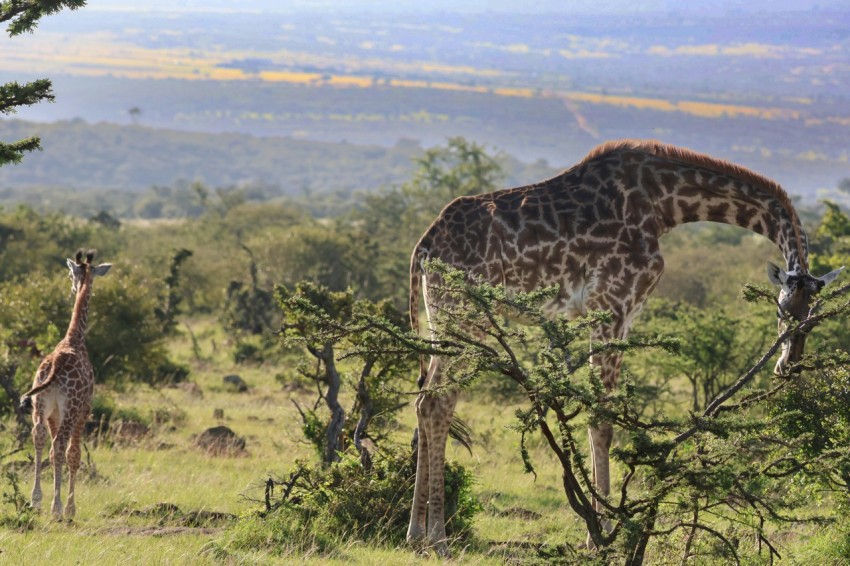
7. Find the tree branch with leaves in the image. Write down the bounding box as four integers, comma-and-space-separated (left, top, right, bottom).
400, 260, 850, 564
0, 0, 86, 166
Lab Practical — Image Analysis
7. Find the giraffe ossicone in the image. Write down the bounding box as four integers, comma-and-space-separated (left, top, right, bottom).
405, 139, 843, 555
21, 249, 111, 522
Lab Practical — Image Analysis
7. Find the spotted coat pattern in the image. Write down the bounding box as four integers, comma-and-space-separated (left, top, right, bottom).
405, 140, 809, 554
23, 251, 111, 521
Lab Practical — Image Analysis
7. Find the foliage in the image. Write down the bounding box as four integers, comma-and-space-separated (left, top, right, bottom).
277, 281, 411, 465
0, 0, 86, 165
653, 222, 783, 308
154, 247, 193, 335
218, 449, 479, 556
0, 470, 35, 530
400, 136, 505, 227
397, 260, 850, 564
771, 360, 850, 491
637, 299, 771, 413
344, 136, 506, 306
806, 200, 850, 352
0, 266, 184, 400
83, 270, 186, 386
810, 200, 850, 276
90, 392, 151, 429
222, 243, 275, 336
0, 205, 125, 277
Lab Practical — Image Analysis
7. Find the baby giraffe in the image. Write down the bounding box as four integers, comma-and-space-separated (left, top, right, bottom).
20, 249, 111, 521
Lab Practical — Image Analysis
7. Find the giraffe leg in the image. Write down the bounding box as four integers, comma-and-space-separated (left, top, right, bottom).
407, 355, 458, 556
30, 414, 47, 511
422, 389, 458, 556
64, 416, 86, 521
50, 420, 73, 521
586, 347, 622, 549
587, 422, 614, 545
406, 392, 430, 546
408, 355, 441, 548
46, 413, 59, 461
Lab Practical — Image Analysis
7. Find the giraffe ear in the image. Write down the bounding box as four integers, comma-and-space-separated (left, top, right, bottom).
767, 262, 788, 286
66, 258, 79, 271
817, 265, 844, 288
93, 263, 112, 277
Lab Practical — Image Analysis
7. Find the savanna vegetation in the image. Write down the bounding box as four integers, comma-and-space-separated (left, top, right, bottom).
0, 134, 850, 564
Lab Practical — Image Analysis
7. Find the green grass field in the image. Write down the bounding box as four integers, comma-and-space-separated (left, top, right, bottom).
1, 316, 847, 565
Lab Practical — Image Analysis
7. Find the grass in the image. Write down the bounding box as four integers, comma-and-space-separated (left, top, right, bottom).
2, 315, 849, 564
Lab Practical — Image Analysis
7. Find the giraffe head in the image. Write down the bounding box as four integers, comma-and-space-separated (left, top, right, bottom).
767, 262, 843, 375
67, 249, 112, 295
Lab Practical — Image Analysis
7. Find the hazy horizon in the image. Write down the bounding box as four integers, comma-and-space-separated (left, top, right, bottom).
1, 0, 848, 198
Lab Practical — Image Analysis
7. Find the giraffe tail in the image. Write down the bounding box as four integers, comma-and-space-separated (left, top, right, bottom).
449, 414, 473, 455
410, 244, 474, 453
19, 395, 33, 413
409, 246, 427, 389
19, 363, 58, 413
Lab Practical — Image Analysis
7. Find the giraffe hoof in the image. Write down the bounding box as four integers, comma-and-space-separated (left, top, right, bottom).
425, 539, 450, 558
406, 528, 425, 548
431, 545, 450, 558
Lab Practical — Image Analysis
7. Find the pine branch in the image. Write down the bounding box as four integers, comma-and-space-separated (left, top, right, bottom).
1, 0, 86, 36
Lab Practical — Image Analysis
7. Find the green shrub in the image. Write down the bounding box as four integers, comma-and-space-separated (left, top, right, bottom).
0, 267, 186, 393
233, 341, 264, 365
90, 392, 149, 428
219, 449, 480, 556
0, 470, 36, 531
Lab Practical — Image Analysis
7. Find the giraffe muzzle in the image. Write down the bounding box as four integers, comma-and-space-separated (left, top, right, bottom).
774, 332, 807, 376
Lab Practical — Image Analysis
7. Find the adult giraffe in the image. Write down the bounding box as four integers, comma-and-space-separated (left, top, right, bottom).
21, 249, 111, 521
406, 139, 843, 554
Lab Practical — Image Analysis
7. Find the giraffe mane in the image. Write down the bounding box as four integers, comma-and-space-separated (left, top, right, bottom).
581, 139, 808, 270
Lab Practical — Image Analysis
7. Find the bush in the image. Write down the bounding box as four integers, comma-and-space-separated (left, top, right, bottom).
218, 449, 480, 556
90, 392, 150, 429
232, 341, 264, 365
0, 267, 187, 393
0, 470, 36, 531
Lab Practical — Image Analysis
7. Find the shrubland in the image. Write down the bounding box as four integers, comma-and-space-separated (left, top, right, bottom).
0, 139, 849, 564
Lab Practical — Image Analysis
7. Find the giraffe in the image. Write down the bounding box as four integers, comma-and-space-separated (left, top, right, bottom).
20, 249, 111, 521
405, 139, 843, 554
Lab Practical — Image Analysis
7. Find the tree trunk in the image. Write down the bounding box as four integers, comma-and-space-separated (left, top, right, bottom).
321, 342, 345, 466
353, 359, 375, 469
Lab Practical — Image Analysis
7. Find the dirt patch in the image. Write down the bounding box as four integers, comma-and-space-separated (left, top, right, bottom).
174, 381, 204, 398
100, 526, 223, 536
109, 501, 236, 529
110, 419, 150, 444
496, 506, 542, 520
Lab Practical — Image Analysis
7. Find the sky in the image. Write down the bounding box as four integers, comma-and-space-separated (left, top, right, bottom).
87, 0, 841, 15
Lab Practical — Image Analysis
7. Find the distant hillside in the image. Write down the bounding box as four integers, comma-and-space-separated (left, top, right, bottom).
0, 119, 419, 194
0, 118, 557, 196
3, 7, 847, 200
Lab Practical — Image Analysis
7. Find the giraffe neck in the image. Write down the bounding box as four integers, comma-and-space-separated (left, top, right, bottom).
65, 278, 92, 347
642, 154, 808, 273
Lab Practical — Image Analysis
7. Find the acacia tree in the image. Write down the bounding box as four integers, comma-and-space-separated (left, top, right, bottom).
277, 281, 411, 467
344, 137, 505, 305
0, 0, 86, 166
638, 300, 770, 413
396, 260, 850, 564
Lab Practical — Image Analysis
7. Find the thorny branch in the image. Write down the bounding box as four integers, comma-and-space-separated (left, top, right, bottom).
411, 261, 850, 560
